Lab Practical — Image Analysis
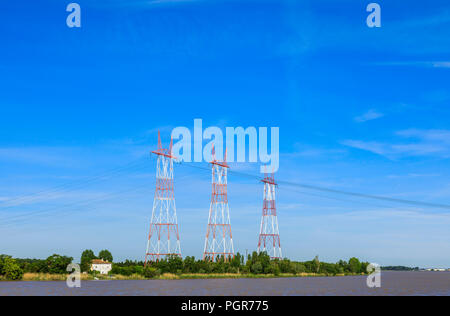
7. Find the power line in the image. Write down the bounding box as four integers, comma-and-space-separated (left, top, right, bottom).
0, 186, 152, 229
2, 155, 449, 228
175, 161, 450, 211
280, 186, 419, 211
277, 179, 450, 210
0, 171, 193, 227
0, 157, 149, 211
0, 183, 151, 226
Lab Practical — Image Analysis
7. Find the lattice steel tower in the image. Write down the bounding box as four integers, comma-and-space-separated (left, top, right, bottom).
203, 148, 234, 261
145, 132, 181, 264
257, 172, 282, 259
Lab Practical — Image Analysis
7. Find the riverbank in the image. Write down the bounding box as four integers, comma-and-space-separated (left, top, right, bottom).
0, 272, 364, 281
1, 272, 449, 296
3, 253, 371, 281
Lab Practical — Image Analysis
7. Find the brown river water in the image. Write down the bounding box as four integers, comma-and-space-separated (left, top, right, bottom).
0, 271, 449, 296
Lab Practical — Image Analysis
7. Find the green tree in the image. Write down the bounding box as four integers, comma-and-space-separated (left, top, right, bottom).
348, 257, 362, 274
98, 250, 113, 262
313, 255, 321, 273
360, 261, 369, 274
46, 254, 73, 274
143, 266, 160, 278
0, 255, 10, 274
295, 263, 306, 274
230, 252, 243, 270
183, 256, 196, 273
167, 255, 183, 273
251, 262, 263, 274
2, 257, 24, 280
268, 262, 281, 276
279, 259, 291, 273
257, 252, 271, 274
80, 249, 97, 272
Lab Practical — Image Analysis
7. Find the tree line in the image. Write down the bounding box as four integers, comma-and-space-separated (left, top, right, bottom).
381, 266, 419, 271
1, 250, 370, 280
0, 249, 113, 280
115, 253, 370, 278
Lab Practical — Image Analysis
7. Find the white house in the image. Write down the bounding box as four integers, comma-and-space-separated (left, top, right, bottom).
90, 259, 112, 275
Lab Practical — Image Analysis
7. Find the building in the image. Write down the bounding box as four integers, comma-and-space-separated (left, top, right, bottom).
425, 268, 447, 272
90, 259, 112, 275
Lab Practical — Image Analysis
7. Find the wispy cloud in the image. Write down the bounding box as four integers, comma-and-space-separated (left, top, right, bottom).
0, 147, 80, 167
396, 10, 450, 28
373, 61, 450, 69
387, 173, 440, 179
329, 209, 450, 222
342, 129, 450, 159
396, 129, 450, 143
432, 62, 450, 68
286, 143, 347, 159
147, 0, 198, 3
89, 0, 201, 7
0, 191, 108, 209
284, 149, 346, 159
354, 109, 384, 123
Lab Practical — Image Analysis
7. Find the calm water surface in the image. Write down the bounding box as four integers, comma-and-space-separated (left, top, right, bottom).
0, 272, 449, 296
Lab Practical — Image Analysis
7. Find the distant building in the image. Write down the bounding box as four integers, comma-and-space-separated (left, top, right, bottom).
90, 259, 112, 275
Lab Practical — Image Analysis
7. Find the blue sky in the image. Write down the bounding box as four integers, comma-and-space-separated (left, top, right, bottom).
0, 0, 449, 267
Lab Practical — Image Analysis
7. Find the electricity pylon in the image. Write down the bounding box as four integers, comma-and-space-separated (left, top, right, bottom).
257, 172, 282, 259
203, 147, 234, 261
145, 132, 181, 264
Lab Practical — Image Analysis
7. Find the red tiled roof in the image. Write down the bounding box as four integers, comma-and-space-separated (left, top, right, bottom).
91, 259, 111, 264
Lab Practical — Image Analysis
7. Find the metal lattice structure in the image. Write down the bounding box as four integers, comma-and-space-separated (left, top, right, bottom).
145, 132, 181, 264
203, 147, 234, 261
257, 173, 282, 259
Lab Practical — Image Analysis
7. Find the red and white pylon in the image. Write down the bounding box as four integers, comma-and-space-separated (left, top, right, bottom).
257, 172, 282, 259
145, 131, 181, 264
203, 147, 234, 261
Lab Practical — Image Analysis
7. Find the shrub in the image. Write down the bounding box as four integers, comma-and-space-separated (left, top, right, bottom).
46, 254, 73, 274
348, 257, 361, 273
80, 250, 96, 272
240, 265, 249, 274
228, 267, 238, 274
268, 262, 280, 276
3, 258, 24, 280
134, 265, 144, 275
98, 250, 113, 263
251, 262, 263, 274
143, 267, 160, 279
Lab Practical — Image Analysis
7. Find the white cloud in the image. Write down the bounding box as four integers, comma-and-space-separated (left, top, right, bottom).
354, 109, 384, 123
396, 129, 450, 143
342, 129, 450, 159
432, 62, 450, 68
286, 143, 347, 159
341, 140, 389, 156
372, 61, 450, 69
90, 0, 200, 7
387, 173, 440, 179
0, 191, 107, 209
0, 147, 79, 167
148, 0, 197, 3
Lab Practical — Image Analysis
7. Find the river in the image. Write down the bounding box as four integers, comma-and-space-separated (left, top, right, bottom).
0, 271, 448, 296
